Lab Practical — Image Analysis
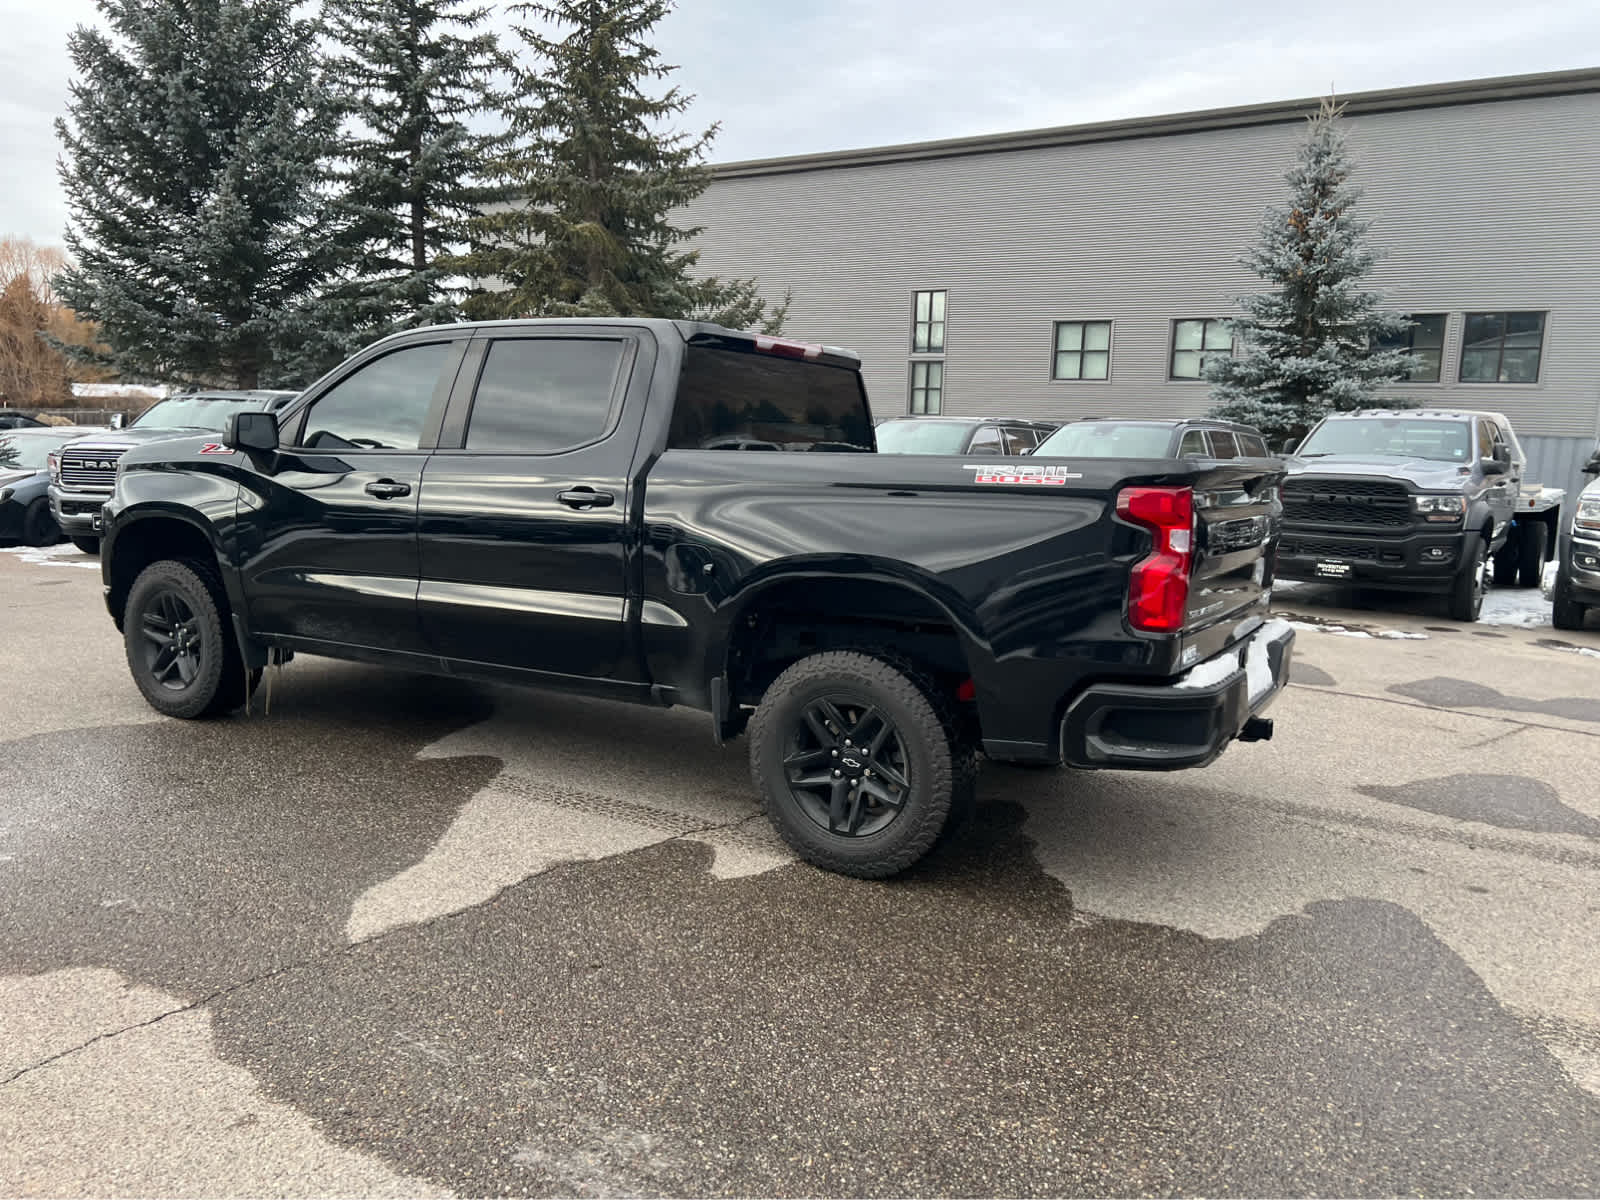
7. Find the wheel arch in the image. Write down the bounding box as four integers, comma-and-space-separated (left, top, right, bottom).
105, 507, 235, 632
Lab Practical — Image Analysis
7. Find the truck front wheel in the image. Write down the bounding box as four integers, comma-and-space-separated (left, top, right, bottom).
1552, 575, 1588, 631
1517, 520, 1548, 588
749, 650, 975, 878
124, 558, 256, 719
1447, 536, 1489, 622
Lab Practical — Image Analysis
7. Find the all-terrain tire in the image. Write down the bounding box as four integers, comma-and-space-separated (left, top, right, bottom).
750, 650, 973, 878
1517, 520, 1548, 589
70, 535, 100, 555
1551, 574, 1588, 632
124, 558, 253, 719
1492, 542, 1519, 588
1446, 536, 1488, 623
21, 497, 60, 547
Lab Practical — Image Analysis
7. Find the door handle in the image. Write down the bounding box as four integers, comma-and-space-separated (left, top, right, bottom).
364, 479, 411, 499
557, 487, 615, 509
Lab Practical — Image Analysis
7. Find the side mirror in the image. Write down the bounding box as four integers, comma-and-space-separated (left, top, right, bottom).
1481, 456, 1509, 477
110, 413, 124, 430
226, 411, 279, 454
1583, 446, 1600, 476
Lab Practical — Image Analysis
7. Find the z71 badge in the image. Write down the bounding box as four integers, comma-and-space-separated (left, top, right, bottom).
198, 443, 233, 455
963, 463, 1083, 485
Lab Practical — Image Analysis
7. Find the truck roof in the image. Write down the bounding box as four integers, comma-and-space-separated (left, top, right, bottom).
1335, 408, 1514, 424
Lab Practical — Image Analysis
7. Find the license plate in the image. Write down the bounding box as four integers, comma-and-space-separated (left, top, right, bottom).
1315, 560, 1353, 579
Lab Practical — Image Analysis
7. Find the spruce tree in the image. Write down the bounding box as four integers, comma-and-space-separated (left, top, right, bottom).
323, 0, 506, 331
55, 0, 341, 388
457, 0, 785, 332
1207, 98, 1414, 443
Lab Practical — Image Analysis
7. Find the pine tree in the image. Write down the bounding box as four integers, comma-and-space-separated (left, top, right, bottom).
456, 0, 786, 332
1207, 98, 1414, 443
54, 0, 342, 388
323, 0, 506, 332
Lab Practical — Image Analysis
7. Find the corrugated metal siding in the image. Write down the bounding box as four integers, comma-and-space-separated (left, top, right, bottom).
1525, 435, 1599, 523
679, 91, 1600, 440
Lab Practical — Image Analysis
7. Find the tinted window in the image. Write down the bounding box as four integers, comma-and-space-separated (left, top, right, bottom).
1208, 430, 1239, 458
133, 396, 280, 433
1002, 427, 1039, 455
1375, 313, 1447, 382
466, 338, 625, 453
671, 346, 872, 451
969, 426, 1004, 455
1036, 422, 1177, 458
301, 342, 452, 451
1461, 312, 1545, 383
1237, 433, 1269, 456
1177, 430, 1208, 457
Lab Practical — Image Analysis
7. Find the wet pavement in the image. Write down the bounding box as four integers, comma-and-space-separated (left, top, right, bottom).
2, 548, 1598, 1196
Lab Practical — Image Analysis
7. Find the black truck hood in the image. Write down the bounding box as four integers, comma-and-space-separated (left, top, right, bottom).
1287, 454, 1472, 491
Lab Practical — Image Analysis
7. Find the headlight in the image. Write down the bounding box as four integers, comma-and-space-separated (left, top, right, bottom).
1412, 495, 1466, 522
48, 452, 60, 482
1577, 497, 1600, 531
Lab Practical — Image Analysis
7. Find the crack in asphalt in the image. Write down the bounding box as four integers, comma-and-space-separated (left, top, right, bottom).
0, 810, 774, 1091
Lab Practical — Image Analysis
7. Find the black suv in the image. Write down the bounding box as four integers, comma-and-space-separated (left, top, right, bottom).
874, 416, 1060, 456
1034, 418, 1272, 460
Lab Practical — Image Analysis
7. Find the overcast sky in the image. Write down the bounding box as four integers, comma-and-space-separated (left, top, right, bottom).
3, 0, 1597, 247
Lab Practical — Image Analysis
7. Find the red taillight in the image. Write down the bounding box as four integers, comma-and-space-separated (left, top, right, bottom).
753, 335, 822, 360
1116, 485, 1194, 633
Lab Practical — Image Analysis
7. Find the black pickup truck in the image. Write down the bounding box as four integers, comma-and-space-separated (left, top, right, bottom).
100, 319, 1293, 877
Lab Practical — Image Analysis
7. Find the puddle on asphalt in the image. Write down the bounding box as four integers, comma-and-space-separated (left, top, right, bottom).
1359, 773, 1600, 839
1390, 677, 1600, 724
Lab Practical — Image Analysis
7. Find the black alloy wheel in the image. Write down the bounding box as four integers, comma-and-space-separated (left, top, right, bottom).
783, 696, 913, 838
138, 589, 204, 691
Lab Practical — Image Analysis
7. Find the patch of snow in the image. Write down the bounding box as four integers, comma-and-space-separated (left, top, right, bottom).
1545, 642, 1600, 660
1541, 559, 1559, 600
1173, 648, 1242, 690
1375, 629, 1429, 640
1286, 619, 1372, 640
0, 544, 99, 570
1480, 587, 1551, 629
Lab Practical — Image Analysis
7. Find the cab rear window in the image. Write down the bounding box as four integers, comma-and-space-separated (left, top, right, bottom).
671, 346, 873, 452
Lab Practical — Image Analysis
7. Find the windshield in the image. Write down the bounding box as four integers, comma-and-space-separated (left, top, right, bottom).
131, 397, 269, 432
0, 432, 79, 471
1035, 422, 1176, 458
1297, 418, 1472, 463
874, 421, 973, 455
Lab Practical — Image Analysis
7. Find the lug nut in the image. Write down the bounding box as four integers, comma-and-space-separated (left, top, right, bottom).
832, 770, 841, 778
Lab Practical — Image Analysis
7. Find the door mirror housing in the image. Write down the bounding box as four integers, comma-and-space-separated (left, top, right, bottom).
1481, 456, 1509, 477
226, 411, 279, 454
1583, 445, 1600, 476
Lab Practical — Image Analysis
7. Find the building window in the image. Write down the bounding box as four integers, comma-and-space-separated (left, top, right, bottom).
1171, 319, 1232, 379
913, 291, 946, 353
1375, 314, 1447, 382
910, 361, 943, 414
1461, 312, 1546, 383
1052, 321, 1111, 380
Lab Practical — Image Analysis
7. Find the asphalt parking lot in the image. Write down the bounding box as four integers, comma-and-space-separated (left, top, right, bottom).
2, 544, 1598, 1198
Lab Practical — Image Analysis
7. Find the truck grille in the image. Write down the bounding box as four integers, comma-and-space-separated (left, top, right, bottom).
1282, 479, 1411, 529
58, 446, 128, 492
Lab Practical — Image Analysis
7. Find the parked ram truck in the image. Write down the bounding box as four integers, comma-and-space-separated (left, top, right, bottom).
1544, 444, 1600, 631
99, 319, 1294, 878
1275, 409, 1561, 622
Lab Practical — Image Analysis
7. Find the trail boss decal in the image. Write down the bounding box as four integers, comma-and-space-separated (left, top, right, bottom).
963, 463, 1083, 485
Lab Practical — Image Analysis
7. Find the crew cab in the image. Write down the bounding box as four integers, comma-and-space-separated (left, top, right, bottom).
99, 319, 1293, 878
1545, 444, 1600, 631
1275, 409, 1557, 622
48, 390, 298, 553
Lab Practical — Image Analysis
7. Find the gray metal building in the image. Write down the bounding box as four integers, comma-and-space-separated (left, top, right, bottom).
680, 68, 1600, 501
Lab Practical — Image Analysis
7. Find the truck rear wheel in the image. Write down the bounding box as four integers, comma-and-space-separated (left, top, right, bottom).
1517, 520, 1548, 588
22, 498, 60, 547
749, 650, 974, 878
124, 558, 256, 719
1447, 536, 1488, 622
70, 535, 100, 555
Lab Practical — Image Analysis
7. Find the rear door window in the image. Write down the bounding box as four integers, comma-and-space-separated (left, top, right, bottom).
1238, 433, 1269, 456
1002, 427, 1039, 455
968, 426, 1004, 455
1207, 430, 1240, 459
671, 345, 872, 451
1177, 430, 1208, 457
465, 338, 628, 454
